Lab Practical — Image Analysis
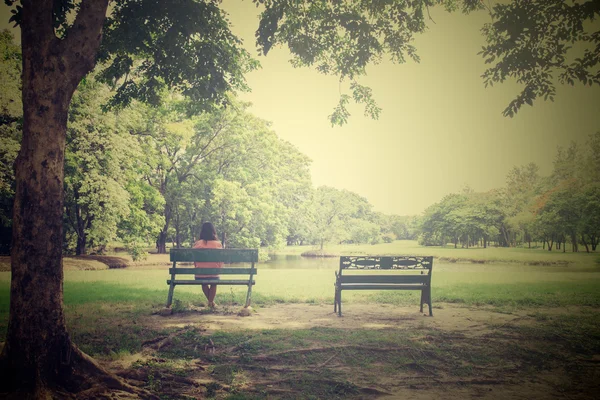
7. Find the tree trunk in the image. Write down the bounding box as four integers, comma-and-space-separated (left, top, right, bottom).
2, 73, 74, 396
0, 10, 79, 394
76, 233, 87, 256
74, 190, 88, 256
581, 234, 590, 253
174, 213, 181, 249
156, 206, 171, 254
500, 225, 510, 247
157, 230, 168, 254
0, 2, 156, 398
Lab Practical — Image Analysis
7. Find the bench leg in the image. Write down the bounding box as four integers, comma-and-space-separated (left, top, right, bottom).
420, 287, 433, 316
245, 283, 253, 308
166, 281, 176, 308
427, 286, 433, 317
333, 285, 338, 313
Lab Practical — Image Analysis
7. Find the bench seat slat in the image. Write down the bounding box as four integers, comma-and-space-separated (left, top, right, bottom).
339, 275, 428, 284
169, 268, 257, 275
168, 280, 255, 285
339, 284, 427, 290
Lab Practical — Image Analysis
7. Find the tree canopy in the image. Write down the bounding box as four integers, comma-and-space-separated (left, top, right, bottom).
419, 132, 600, 251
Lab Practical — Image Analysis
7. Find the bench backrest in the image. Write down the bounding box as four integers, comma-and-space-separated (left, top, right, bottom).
170, 248, 258, 263
169, 248, 258, 277
339, 255, 433, 273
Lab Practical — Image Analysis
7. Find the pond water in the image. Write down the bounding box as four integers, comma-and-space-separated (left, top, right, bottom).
262, 254, 338, 269
261, 254, 600, 275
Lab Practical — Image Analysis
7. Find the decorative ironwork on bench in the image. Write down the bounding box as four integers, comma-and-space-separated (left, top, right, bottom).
340, 256, 433, 270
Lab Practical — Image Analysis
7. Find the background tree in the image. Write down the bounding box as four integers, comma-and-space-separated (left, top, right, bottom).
64, 78, 133, 255
419, 193, 468, 247
502, 163, 541, 246
138, 95, 242, 253
305, 186, 362, 250
0, 30, 20, 254
199, 108, 311, 250
577, 183, 600, 252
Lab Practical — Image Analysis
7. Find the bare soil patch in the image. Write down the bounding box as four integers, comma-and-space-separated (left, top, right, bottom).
100, 303, 599, 399
72, 255, 131, 269
145, 303, 520, 335
0, 255, 120, 271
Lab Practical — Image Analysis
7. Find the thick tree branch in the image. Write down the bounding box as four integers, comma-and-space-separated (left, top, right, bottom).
63, 0, 110, 83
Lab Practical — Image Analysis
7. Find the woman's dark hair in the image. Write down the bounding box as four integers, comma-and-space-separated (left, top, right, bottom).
199, 222, 218, 242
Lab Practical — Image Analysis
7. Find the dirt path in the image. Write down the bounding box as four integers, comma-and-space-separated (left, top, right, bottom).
148, 303, 523, 336
120, 303, 598, 399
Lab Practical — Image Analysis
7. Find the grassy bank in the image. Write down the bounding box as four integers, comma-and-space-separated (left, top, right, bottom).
1, 262, 600, 337
278, 240, 600, 267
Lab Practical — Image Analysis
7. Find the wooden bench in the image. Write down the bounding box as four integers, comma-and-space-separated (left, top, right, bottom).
334, 255, 433, 316
166, 248, 258, 308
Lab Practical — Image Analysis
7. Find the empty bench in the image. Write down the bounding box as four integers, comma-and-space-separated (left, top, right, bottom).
334, 255, 433, 316
166, 248, 258, 308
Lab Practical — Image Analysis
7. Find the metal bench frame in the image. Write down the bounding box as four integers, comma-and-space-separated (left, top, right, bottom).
166, 248, 258, 308
334, 255, 433, 316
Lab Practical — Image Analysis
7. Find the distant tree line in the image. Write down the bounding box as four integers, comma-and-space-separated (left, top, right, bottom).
0, 31, 415, 258
419, 133, 600, 252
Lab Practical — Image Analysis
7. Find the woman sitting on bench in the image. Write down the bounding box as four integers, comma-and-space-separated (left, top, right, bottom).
193, 222, 223, 308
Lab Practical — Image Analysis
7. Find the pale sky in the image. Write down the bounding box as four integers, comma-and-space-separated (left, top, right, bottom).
220, 0, 600, 216
2, 2, 599, 216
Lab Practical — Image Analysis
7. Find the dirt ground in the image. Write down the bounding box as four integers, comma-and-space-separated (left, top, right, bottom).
101, 303, 600, 399
147, 303, 518, 336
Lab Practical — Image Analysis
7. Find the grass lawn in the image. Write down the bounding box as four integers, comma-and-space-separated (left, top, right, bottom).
0, 243, 599, 399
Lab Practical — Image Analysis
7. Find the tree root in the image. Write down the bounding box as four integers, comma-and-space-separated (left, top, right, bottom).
116, 369, 201, 388
247, 345, 436, 361
250, 377, 393, 396
64, 346, 161, 400
141, 327, 200, 352
0, 344, 161, 400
